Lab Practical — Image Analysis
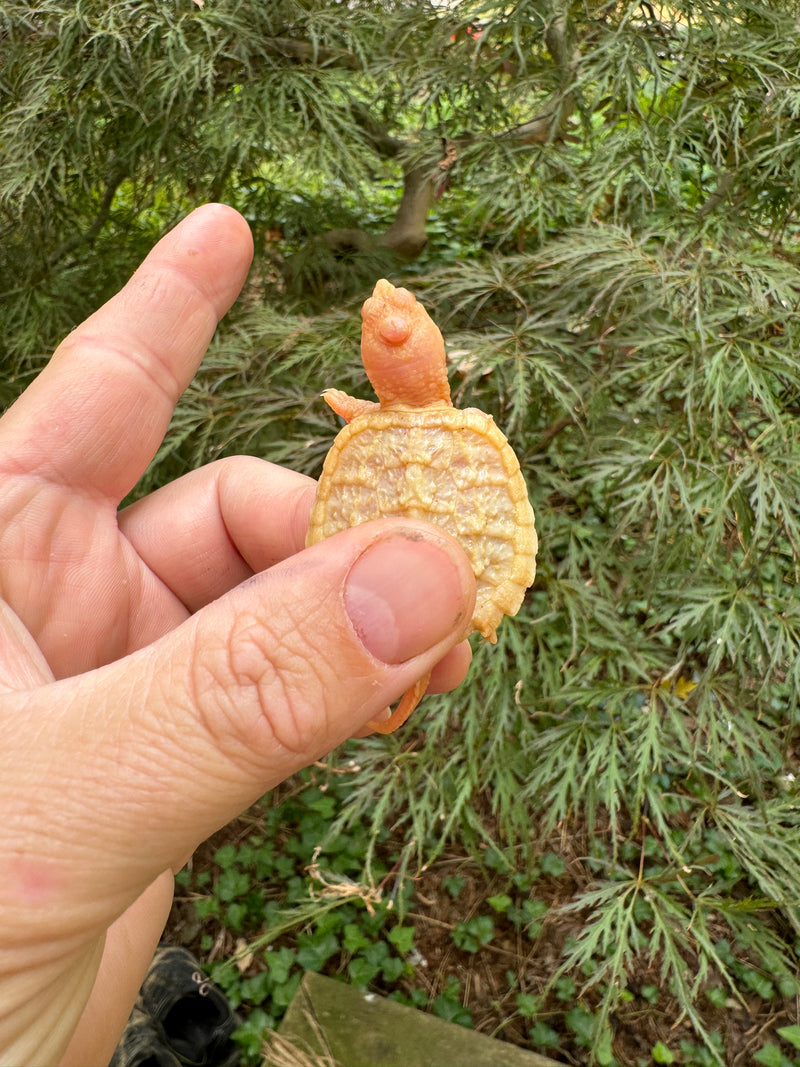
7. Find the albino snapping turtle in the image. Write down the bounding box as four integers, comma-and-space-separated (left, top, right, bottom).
306, 279, 537, 732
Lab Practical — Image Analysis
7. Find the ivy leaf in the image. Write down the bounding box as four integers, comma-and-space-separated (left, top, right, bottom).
387, 925, 415, 954
652, 1041, 675, 1064
296, 932, 340, 972
777, 1025, 800, 1051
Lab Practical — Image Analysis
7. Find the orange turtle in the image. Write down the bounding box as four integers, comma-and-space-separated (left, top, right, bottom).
306, 279, 537, 733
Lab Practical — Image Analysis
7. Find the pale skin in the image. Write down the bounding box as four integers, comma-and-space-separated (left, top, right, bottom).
0, 205, 476, 1067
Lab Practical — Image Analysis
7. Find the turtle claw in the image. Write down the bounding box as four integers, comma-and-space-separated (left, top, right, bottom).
322, 388, 380, 424
366, 671, 432, 734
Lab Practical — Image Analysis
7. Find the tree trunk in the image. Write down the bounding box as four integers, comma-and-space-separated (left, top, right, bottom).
378, 159, 435, 260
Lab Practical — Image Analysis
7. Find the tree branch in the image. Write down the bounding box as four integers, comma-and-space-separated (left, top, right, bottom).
499, 10, 582, 146
46, 166, 127, 269
292, 10, 585, 274
378, 156, 437, 259
325, 103, 441, 260
351, 103, 405, 159
261, 37, 361, 70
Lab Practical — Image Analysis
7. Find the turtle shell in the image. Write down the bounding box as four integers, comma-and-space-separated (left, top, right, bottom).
306, 406, 537, 642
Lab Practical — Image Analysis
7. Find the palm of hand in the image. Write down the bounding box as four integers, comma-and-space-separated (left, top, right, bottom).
1, 482, 169, 680
0, 211, 261, 683
0, 207, 473, 1067
0, 207, 265, 1065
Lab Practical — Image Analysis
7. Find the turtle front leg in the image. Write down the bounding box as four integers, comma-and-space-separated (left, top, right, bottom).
323, 389, 380, 424
365, 671, 431, 735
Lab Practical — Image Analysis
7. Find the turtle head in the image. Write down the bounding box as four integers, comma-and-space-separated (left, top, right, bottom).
360, 279, 452, 408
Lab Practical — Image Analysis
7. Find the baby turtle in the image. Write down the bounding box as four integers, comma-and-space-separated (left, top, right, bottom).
306, 279, 537, 733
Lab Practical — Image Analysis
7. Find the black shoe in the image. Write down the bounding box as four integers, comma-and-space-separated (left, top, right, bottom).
137, 946, 240, 1067
109, 1007, 182, 1067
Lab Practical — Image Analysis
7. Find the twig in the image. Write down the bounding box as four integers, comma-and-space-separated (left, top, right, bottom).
405, 911, 530, 963
45, 165, 127, 270
530, 413, 576, 454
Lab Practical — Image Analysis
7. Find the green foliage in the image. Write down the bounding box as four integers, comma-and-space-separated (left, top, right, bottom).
753, 1047, 794, 1067
178, 772, 418, 1061
4, 1, 800, 1064
451, 914, 495, 953
754, 1026, 800, 1067
529, 1019, 561, 1049
432, 976, 473, 1028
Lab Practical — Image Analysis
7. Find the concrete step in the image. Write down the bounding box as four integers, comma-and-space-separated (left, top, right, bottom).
265, 971, 562, 1067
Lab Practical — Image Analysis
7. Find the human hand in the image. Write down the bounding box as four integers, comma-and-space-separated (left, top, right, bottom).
0, 205, 476, 1066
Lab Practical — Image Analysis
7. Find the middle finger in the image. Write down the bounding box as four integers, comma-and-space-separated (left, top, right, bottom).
119, 457, 316, 612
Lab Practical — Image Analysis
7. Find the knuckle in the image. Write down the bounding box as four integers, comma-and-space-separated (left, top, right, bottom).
188, 606, 334, 767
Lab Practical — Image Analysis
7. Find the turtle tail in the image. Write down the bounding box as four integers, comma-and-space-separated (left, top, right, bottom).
365, 670, 432, 735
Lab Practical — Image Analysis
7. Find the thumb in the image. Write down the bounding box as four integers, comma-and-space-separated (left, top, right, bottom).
3, 519, 475, 926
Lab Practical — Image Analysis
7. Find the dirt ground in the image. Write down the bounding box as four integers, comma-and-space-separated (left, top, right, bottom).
166, 810, 800, 1067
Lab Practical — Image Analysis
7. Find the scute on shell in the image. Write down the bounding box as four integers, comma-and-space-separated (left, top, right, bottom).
306, 407, 537, 643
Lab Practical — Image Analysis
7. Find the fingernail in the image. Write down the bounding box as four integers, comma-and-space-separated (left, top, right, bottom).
344, 529, 474, 664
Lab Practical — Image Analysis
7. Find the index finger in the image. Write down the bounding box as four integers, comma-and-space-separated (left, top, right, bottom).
0, 204, 254, 502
